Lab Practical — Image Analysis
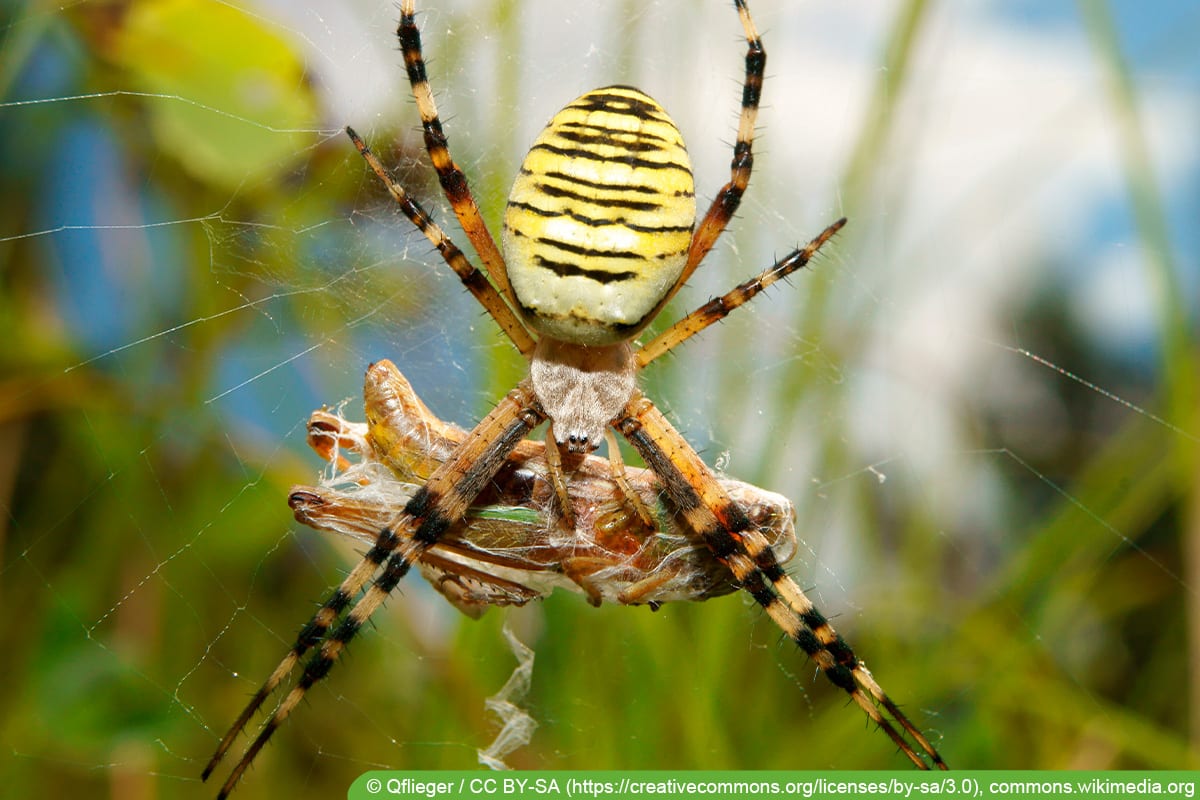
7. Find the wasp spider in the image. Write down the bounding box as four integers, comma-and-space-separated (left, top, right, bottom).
203, 1, 946, 794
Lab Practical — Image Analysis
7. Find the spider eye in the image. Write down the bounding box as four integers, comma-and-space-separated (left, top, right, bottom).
502, 85, 696, 347
558, 429, 598, 455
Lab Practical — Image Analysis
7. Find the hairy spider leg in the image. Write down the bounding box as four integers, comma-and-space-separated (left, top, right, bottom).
398, 0, 517, 311
636, 218, 847, 368
206, 384, 545, 798
346, 128, 534, 356
617, 395, 946, 769
670, 0, 764, 307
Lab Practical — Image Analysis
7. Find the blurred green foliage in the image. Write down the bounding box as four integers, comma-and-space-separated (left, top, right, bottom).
0, 1, 1196, 799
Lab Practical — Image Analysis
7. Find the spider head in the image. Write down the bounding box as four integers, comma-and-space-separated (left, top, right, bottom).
530, 338, 636, 455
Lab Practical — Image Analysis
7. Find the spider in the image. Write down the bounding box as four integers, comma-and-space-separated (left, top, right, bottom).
203, 0, 946, 794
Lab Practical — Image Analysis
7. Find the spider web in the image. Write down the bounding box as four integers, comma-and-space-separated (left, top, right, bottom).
2, 0, 1198, 797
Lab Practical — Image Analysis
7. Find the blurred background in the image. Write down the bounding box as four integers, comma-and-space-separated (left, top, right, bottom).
1, 0, 1197, 797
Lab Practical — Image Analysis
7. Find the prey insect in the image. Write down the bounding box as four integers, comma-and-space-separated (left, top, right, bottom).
203, 0, 946, 794
290, 359, 799, 615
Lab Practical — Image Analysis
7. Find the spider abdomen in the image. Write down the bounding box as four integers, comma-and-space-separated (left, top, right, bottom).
502, 85, 696, 347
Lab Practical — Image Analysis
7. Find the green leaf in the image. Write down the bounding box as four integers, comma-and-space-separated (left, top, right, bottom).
112, 0, 317, 189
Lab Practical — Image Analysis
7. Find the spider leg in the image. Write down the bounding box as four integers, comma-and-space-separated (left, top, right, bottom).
397, 0, 519, 313
636, 218, 846, 368
603, 428, 655, 529
199, 525, 392, 782
206, 381, 545, 798
346, 128, 535, 356
542, 427, 577, 529
659, 0, 763, 317
615, 392, 946, 770
202, 361, 463, 781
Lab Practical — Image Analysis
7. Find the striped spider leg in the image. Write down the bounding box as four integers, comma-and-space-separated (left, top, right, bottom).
204, 379, 544, 798
203, 0, 945, 794
292, 359, 798, 614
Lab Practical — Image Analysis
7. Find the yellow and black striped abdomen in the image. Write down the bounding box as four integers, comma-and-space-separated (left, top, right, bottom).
502, 86, 695, 346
